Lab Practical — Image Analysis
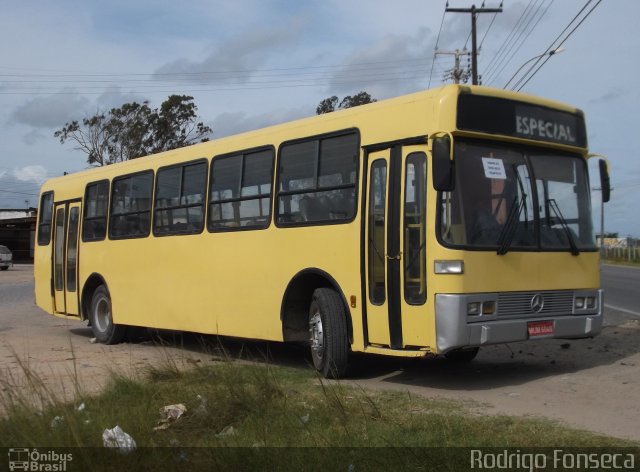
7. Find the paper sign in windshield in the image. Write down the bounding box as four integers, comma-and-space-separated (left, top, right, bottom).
482, 157, 506, 179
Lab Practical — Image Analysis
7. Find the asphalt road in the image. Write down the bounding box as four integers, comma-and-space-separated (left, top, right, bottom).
602, 264, 640, 319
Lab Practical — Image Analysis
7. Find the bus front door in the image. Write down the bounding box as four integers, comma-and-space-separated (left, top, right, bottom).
52, 202, 81, 316
364, 145, 429, 349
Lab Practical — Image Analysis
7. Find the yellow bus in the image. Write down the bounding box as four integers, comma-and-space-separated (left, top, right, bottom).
34, 85, 610, 378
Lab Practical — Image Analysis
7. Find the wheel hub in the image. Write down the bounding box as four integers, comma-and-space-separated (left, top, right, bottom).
94, 297, 110, 333
309, 312, 324, 360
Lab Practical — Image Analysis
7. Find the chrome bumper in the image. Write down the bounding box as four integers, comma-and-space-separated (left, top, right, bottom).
435, 290, 603, 354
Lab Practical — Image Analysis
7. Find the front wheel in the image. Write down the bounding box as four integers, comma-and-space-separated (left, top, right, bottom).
309, 288, 349, 379
90, 285, 126, 344
444, 347, 480, 363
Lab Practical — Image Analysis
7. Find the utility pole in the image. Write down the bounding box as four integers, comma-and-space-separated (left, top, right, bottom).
446, 4, 502, 85
592, 187, 612, 249
436, 49, 471, 84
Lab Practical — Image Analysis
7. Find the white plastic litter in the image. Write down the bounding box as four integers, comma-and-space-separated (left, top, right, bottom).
195, 394, 208, 415
162, 403, 186, 420
102, 425, 137, 453
153, 404, 187, 431
216, 425, 236, 437
75, 402, 86, 412
50, 415, 64, 428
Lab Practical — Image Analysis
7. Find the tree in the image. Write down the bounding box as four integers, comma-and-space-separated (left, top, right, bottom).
54, 95, 212, 166
316, 96, 339, 115
316, 91, 377, 115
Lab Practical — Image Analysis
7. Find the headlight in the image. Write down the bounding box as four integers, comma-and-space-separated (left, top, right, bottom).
467, 302, 481, 316
435, 260, 464, 274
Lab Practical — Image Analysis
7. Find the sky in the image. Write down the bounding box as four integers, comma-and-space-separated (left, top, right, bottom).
0, 0, 638, 237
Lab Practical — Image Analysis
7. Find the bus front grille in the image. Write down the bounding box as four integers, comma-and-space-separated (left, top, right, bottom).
497, 291, 574, 318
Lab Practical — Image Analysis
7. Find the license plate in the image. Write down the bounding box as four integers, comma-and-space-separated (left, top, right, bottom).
528, 320, 554, 337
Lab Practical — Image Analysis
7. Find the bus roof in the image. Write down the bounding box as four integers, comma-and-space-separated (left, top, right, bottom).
40, 85, 586, 197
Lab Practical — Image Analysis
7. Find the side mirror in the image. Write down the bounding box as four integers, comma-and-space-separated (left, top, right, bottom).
598, 159, 610, 203
432, 136, 454, 191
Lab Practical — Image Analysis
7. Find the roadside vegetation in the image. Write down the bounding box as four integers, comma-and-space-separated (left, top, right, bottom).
1, 352, 636, 470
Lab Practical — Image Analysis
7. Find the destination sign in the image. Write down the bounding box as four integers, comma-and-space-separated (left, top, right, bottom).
457, 94, 587, 147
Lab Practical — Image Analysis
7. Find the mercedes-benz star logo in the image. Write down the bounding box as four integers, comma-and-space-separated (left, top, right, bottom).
530, 294, 545, 313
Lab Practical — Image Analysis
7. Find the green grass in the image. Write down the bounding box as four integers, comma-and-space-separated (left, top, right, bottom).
0, 359, 637, 470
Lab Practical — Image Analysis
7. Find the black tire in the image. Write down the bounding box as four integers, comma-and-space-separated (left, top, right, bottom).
308, 288, 349, 379
89, 285, 126, 344
444, 347, 480, 363
0, 267, 8, 271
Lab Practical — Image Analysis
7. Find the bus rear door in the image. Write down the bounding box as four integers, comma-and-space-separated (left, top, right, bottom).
52, 201, 81, 316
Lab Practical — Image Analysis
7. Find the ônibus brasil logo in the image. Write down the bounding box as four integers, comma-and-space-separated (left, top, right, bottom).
8, 448, 73, 471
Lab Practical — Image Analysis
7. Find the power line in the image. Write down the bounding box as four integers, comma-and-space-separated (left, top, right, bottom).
479, 1, 503, 51
490, 0, 553, 87
429, 1, 449, 88
0, 58, 441, 96
0, 57, 434, 79
511, 0, 595, 90
0, 189, 39, 196
483, 0, 547, 85
483, 0, 536, 79
515, 0, 602, 90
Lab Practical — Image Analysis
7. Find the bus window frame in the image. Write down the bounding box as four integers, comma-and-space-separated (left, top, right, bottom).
207, 145, 275, 233
435, 138, 598, 253
108, 169, 155, 241
274, 128, 361, 228
153, 158, 209, 237
37, 191, 55, 246
82, 179, 110, 243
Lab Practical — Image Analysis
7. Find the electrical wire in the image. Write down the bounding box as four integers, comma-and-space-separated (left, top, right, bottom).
479, 1, 503, 51
483, 0, 547, 84
495, 0, 554, 88
511, 0, 595, 90
0, 56, 439, 96
483, 0, 535, 80
515, 0, 602, 91
429, 1, 449, 88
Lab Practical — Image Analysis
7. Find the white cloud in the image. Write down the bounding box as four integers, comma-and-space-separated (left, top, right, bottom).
153, 23, 305, 85
11, 92, 90, 129
326, 28, 434, 98
12, 165, 48, 184
212, 106, 309, 138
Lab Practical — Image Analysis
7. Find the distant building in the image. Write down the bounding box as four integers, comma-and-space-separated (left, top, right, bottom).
0, 208, 37, 262
596, 236, 638, 248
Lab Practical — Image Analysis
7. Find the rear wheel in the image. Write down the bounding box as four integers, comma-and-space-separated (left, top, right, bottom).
444, 347, 480, 363
90, 285, 126, 344
309, 288, 349, 378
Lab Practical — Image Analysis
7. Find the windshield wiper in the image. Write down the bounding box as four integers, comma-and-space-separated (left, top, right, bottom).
496, 194, 526, 255
548, 199, 580, 256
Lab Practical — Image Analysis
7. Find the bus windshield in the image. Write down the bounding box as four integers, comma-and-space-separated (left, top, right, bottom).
440, 140, 596, 253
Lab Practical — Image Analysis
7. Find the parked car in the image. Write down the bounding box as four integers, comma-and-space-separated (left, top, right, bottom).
0, 245, 13, 270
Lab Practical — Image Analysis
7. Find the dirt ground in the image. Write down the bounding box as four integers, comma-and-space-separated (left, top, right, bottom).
1, 265, 639, 441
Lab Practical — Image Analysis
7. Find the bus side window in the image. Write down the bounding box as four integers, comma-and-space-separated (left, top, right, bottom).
154, 160, 207, 236
276, 131, 358, 226
209, 148, 273, 231
37, 192, 54, 245
83, 180, 109, 241
109, 172, 153, 239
